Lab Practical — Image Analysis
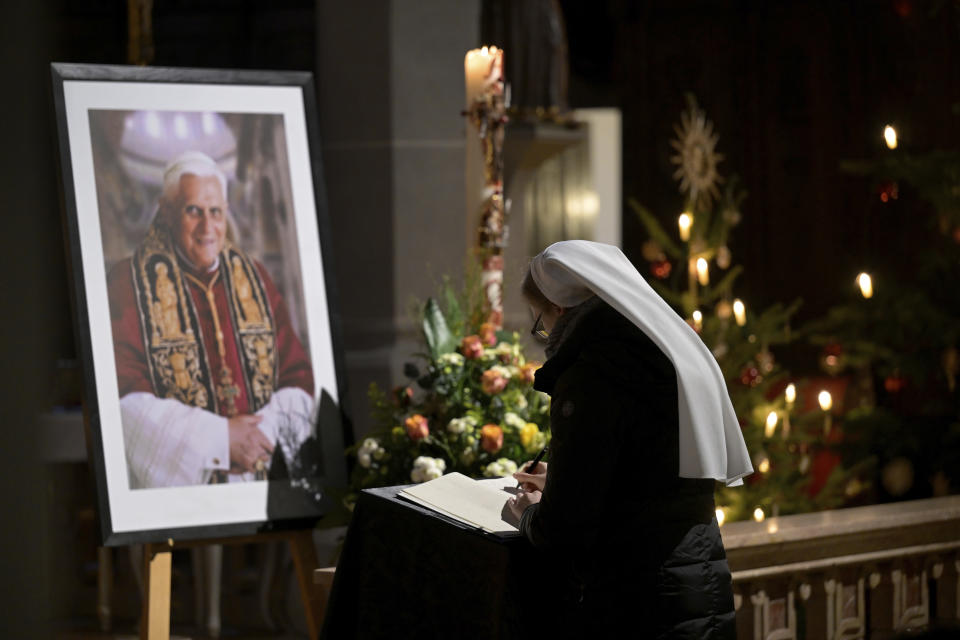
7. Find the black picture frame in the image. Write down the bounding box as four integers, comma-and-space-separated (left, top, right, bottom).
51, 62, 351, 546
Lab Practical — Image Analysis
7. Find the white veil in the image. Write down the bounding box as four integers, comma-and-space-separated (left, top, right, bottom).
530, 240, 752, 486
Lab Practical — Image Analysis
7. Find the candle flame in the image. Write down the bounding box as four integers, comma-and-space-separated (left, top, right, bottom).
818, 390, 833, 411
753, 507, 765, 522
678, 212, 693, 241
765, 411, 778, 438
692, 310, 703, 331
715, 508, 725, 527
696, 258, 709, 286
785, 383, 796, 404
884, 125, 898, 150
733, 299, 746, 326
858, 272, 873, 299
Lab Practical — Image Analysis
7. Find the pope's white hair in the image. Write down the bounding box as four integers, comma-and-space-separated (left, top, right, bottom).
161, 150, 227, 202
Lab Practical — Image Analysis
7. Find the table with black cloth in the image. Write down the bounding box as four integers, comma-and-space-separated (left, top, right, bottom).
320, 485, 554, 639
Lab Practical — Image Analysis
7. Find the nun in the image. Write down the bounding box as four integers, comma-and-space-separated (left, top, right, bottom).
505, 240, 750, 638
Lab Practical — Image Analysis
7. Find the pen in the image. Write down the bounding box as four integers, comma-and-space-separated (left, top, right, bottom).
515, 446, 548, 489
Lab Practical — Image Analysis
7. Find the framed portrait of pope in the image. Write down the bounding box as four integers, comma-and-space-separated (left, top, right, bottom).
51, 63, 349, 545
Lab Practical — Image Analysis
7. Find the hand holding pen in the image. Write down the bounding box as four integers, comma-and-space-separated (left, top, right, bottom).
514, 446, 548, 490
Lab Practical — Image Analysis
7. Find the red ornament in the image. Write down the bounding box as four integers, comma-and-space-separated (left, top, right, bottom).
878, 181, 899, 203
823, 343, 843, 357
884, 374, 906, 393
893, 0, 912, 18
651, 260, 672, 279
740, 366, 762, 387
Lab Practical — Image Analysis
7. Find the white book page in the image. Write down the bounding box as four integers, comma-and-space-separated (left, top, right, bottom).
400, 472, 519, 534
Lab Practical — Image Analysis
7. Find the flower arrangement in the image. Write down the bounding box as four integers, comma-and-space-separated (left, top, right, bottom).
348, 281, 550, 492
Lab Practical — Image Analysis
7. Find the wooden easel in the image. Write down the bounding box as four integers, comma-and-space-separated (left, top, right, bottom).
140, 529, 325, 640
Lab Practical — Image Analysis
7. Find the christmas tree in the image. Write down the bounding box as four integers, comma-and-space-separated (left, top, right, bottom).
632, 95, 863, 523
799, 132, 960, 502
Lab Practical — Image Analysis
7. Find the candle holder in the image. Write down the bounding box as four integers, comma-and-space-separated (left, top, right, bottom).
464, 47, 509, 328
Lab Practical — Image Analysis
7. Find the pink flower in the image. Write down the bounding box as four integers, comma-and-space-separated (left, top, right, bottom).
479, 322, 498, 346
480, 424, 504, 453
404, 414, 429, 441
461, 335, 484, 360
481, 368, 509, 395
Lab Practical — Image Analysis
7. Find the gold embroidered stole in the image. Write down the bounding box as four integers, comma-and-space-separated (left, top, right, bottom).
130, 224, 278, 415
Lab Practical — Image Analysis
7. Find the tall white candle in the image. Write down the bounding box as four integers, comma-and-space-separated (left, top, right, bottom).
464, 46, 502, 108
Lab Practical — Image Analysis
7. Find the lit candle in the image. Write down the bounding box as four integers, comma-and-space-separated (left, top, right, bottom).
715, 508, 726, 527
692, 309, 703, 331
765, 411, 778, 438
884, 125, 898, 150
464, 46, 502, 108
733, 299, 746, 326
785, 383, 796, 406
819, 390, 833, 435
753, 507, 765, 523
696, 258, 709, 286
857, 272, 873, 299
678, 212, 693, 241
818, 390, 832, 411
758, 457, 770, 474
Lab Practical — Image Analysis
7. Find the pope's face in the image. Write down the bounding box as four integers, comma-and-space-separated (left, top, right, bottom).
167, 174, 227, 270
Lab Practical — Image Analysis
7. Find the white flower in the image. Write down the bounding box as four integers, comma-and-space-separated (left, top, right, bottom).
488, 364, 512, 379
438, 352, 465, 367
410, 456, 447, 483
483, 458, 518, 478
494, 343, 515, 358
447, 418, 469, 434
480, 348, 498, 363
461, 447, 476, 466
358, 438, 383, 468
504, 412, 526, 429
514, 394, 528, 410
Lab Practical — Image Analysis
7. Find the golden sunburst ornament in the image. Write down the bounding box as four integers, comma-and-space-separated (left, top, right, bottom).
670, 97, 724, 209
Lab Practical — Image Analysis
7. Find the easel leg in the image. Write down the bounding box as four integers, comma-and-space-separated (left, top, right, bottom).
141, 543, 172, 640
288, 530, 322, 640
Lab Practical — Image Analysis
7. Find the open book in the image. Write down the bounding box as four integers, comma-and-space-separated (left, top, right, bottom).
399, 472, 522, 537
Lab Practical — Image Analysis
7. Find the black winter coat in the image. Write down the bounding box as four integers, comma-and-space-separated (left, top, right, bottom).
519, 301, 736, 639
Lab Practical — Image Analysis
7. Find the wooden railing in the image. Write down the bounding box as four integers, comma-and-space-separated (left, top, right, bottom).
721, 495, 960, 640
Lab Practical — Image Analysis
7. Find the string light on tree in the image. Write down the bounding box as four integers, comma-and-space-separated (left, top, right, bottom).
733, 299, 747, 326
696, 258, 709, 286
785, 383, 796, 406
857, 272, 873, 299
884, 124, 898, 150
678, 212, 693, 241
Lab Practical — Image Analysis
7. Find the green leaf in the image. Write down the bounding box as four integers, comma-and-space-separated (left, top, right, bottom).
422, 297, 456, 359
628, 199, 684, 259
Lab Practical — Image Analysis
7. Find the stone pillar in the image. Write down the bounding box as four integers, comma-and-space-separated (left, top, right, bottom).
316, 0, 481, 438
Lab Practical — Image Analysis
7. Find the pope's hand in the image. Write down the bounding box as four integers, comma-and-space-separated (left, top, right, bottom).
505, 489, 542, 525
512, 460, 547, 492
228, 414, 273, 473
